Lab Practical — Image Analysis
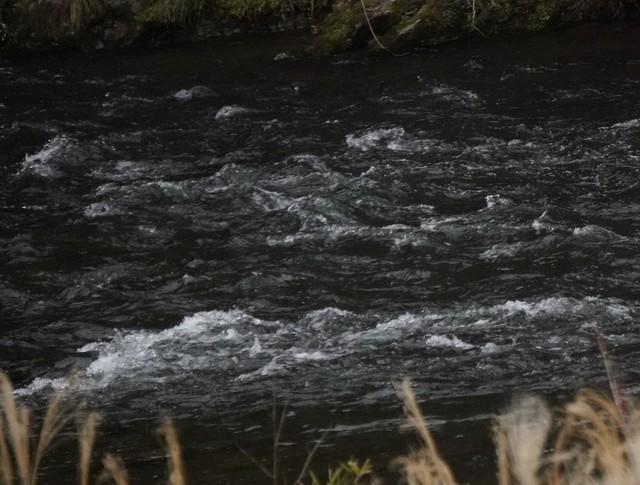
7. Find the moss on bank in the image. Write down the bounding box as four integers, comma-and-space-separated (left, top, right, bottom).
311, 0, 640, 53
0, 0, 331, 50
0, 0, 639, 52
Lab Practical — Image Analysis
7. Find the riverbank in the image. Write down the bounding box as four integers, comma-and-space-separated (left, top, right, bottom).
0, 0, 639, 54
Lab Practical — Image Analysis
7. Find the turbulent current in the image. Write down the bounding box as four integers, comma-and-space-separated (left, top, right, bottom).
2, 29, 640, 483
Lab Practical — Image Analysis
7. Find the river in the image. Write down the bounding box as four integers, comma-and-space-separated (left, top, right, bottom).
2, 25, 640, 484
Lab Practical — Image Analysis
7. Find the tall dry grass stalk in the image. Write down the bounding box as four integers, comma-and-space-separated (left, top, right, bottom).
494, 395, 552, 485
68, 0, 104, 30
0, 413, 13, 485
395, 379, 640, 485
78, 412, 101, 485
0, 372, 188, 485
496, 388, 640, 485
158, 418, 185, 485
393, 379, 457, 485
0, 372, 31, 485
0, 372, 74, 485
547, 388, 640, 485
98, 453, 129, 485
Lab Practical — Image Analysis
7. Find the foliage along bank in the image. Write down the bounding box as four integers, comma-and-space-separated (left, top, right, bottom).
0, 0, 639, 53
0, 0, 331, 51
311, 0, 640, 54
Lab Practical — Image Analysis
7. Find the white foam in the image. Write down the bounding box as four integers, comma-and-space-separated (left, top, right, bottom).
238, 359, 287, 379
15, 376, 67, 396
248, 337, 262, 357
352, 312, 443, 342
174, 86, 215, 101
420, 215, 466, 232
485, 194, 511, 209
281, 196, 358, 231
302, 307, 354, 331
480, 243, 521, 260
74, 309, 265, 387
514, 65, 554, 74
422, 84, 482, 107
20, 308, 353, 394
265, 233, 311, 247
480, 342, 500, 354
349, 297, 634, 351
215, 105, 248, 119
266, 222, 421, 252
584, 296, 632, 319
293, 351, 330, 361
464, 60, 483, 71
17, 297, 635, 396
20, 135, 69, 177
237, 346, 334, 381
273, 52, 293, 61
345, 127, 406, 151
251, 188, 292, 212
425, 335, 474, 350
492, 297, 582, 319
612, 119, 640, 130
84, 202, 121, 218
531, 211, 565, 234
572, 225, 598, 236
572, 224, 623, 240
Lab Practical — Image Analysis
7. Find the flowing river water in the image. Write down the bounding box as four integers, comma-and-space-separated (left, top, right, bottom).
3, 25, 640, 484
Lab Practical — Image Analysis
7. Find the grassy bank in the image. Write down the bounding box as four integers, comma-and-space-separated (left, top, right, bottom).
0, 0, 331, 50
311, 0, 640, 54
0, 0, 639, 52
1, 371, 639, 485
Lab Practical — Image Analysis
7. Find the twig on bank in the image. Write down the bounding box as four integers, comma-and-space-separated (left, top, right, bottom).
596, 326, 624, 417
273, 396, 288, 485
359, 0, 408, 56
238, 446, 274, 479
293, 431, 328, 485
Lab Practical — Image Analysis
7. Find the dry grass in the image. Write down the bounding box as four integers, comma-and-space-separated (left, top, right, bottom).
78, 412, 101, 485
158, 418, 185, 485
68, 0, 104, 30
98, 453, 129, 485
493, 395, 552, 485
394, 380, 640, 485
0, 372, 74, 485
1, 370, 640, 485
0, 372, 181, 485
393, 379, 457, 485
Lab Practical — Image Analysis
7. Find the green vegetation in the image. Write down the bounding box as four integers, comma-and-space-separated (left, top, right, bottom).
312, 0, 640, 53
135, 0, 210, 25
308, 2, 364, 54
2, 370, 640, 485
2, 0, 109, 48
216, 0, 327, 20
0, 0, 638, 51
0, 0, 331, 49
309, 459, 372, 485
135, 0, 329, 25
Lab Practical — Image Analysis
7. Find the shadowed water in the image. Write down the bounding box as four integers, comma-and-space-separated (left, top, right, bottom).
2, 27, 640, 483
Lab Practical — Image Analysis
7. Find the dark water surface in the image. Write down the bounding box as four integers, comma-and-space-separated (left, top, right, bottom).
3, 25, 640, 483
